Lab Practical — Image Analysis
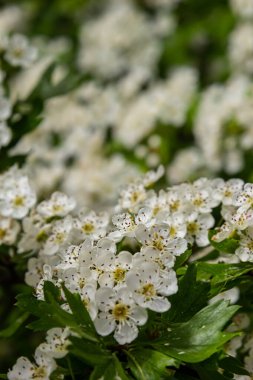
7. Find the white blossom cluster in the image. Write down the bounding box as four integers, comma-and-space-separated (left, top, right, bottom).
5, 168, 253, 378
213, 181, 253, 262
0, 32, 38, 149
8, 328, 70, 380
225, 312, 253, 379
0, 166, 36, 246
78, 0, 175, 79
10, 170, 252, 347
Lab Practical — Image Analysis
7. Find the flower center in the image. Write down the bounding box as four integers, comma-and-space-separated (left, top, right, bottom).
82, 222, 94, 234
0, 228, 6, 239
13, 196, 24, 206
113, 268, 126, 283
187, 222, 198, 235
32, 366, 47, 379
141, 283, 156, 300
112, 303, 129, 321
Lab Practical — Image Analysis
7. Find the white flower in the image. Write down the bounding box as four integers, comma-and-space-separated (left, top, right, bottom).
110, 208, 152, 241
0, 216, 20, 245
98, 250, 133, 289
72, 208, 108, 242
0, 121, 12, 147
62, 269, 97, 320
40, 216, 73, 256
126, 262, 177, 312
0, 96, 11, 120
142, 165, 164, 187
235, 228, 253, 262
5, 34, 37, 67
133, 246, 176, 275
119, 183, 147, 211
7, 349, 56, 380
233, 183, 253, 214
136, 223, 187, 255
212, 178, 244, 206
94, 287, 148, 344
37, 192, 76, 219
38, 328, 70, 359
0, 169, 36, 219
186, 213, 215, 247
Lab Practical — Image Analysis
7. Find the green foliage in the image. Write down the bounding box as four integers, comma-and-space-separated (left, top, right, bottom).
152, 301, 239, 363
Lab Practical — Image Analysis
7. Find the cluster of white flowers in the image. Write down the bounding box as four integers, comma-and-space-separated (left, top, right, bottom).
212, 181, 253, 262
11, 170, 253, 349
78, 0, 175, 79
0, 84, 12, 149
0, 166, 36, 246
8, 328, 70, 380
225, 312, 253, 379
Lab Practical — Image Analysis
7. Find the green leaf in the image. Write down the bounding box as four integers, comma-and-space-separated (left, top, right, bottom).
16, 286, 82, 337
196, 262, 253, 296
90, 355, 129, 380
126, 349, 178, 380
62, 285, 96, 334
164, 265, 210, 322
69, 336, 111, 366
174, 249, 192, 270
153, 301, 239, 363
219, 356, 250, 376
0, 312, 29, 338
208, 230, 239, 253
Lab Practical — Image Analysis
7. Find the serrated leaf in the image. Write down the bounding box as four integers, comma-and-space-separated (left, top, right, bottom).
126, 349, 178, 380
69, 336, 111, 366
153, 301, 239, 363
196, 262, 253, 287
164, 265, 210, 322
62, 285, 96, 334
89, 355, 129, 380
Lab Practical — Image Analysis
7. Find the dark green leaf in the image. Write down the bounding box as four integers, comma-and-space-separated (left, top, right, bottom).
164, 265, 210, 322
153, 301, 239, 363
69, 336, 111, 366
126, 349, 178, 380
90, 355, 129, 380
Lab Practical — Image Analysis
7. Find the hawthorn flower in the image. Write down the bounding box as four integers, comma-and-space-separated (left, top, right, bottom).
38, 328, 70, 359
79, 238, 116, 281
119, 183, 147, 211
0, 121, 12, 148
186, 213, 215, 247
110, 208, 152, 240
132, 247, 176, 281
72, 208, 109, 242
136, 223, 187, 255
5, 34, 37, 67
37, 192, 76, 219
0, 96, 11, 120
40, 216, 73, 256
0, 216, 20, 245
126, 262, 177, 312
94, 287, 148, 345
98, 250, 133, 288
233, 183, 253, 214
0, 169, 36, 219
212, 178, 244, 206
235, 228, 253, 262
7, 348, 56, 380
